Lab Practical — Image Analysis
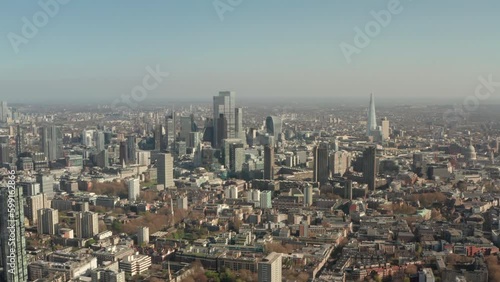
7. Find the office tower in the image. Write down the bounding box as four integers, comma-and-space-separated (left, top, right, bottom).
127, 135, 137, 164
95, 131, 105, 152
222, 139, 244, 174
41, 125, 61, 161
81, 129, 94, 146
303, 184, 313, 207
0, 101, 8, 123
177, 196, 188, 210
412, 153, 425, 174
0, 184, 29, 282
188, 132, 200, 149
381, 117, 390, 140
96, 149, 109, 168
137, 226, 149, 245
36, 173, 55, 199
260, 191, 272, 209
235, 107, 244, 141
136, 150, 151, 166
333, 139, 339, 152
264, 145, 274, 180
258, 252, 282, 282
119, 141, 128, 166
313, 143, 329, 185
265, 116, 282, 141
128, 178, 140, 202
37, 208, 59, 235
0, 143, 9, 164
25, 194, 44, 224
154, 124, 162, 151
75, 211, 99, 238
345, 179, 353, 200
15, 124, 23, 157
157, 153, 174, 189
367, 93, 377, 137
165, 114, 175, 150
176, 141, 187, 157
330, 151, 351, 176
213, 91, 236, 147
363, 146, 378, 191
215, 114, 228, 148
179, 116, 193, 142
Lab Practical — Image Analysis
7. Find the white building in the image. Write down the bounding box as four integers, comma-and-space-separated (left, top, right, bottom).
119, 255, 151, 276
127, 178, 140, 202
260, 191, 272, 209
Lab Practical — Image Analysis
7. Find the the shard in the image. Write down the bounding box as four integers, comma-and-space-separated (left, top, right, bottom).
367, 93, 377, 137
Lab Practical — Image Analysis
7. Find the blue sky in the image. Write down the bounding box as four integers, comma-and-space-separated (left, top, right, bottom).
1, 0, 499, 104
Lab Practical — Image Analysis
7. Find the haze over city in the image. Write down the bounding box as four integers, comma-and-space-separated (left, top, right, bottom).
1, 0, 500, 104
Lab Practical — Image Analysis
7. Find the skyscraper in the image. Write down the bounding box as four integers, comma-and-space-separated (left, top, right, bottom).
0, 184, 29, 282
127, 135, 137, 164
265, 116, 282, 141
15, 125, 23, 158
119, 141, 128, 166
215, 114, 228, 148
330, 150, 351, 177
363, 146, 378, 191
95, 131, 105, 152
179, 116, 193, 142
303, 184, 313, 207
222, 139, 244, 174
41, 125, 62, 162
157, 153, 174, 189
367, 93, 377, 137
0, 101, 9, 123
0, 143, 9, 164
37, 208, 59, 235
235, 107, 244, 141
313, 143, 329, 185
166, 113, 175, 151
25, 194, 48, 225
264, 145, 274, 180
258, 252, 282, 282
381, 117, 390, 140
128, 178, 140, 202
75, 211, 99, 238
154, 124, 163, 151
213, 91, 236, 146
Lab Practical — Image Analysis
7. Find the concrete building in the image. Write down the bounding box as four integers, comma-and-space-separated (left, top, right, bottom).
137, 226, 149, 245
260, 191, 272, 209
127, 178, 140, 202
37, 208, 59, 235
258, 252, 282, 282
157, 153, 174, 189
75, 211, 99, 238
119, 255, 151, 276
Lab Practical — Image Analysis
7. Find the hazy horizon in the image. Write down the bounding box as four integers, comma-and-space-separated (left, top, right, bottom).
1, 0, 499, 104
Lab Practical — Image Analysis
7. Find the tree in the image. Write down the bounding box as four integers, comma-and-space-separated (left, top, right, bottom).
111, 220, 123, 233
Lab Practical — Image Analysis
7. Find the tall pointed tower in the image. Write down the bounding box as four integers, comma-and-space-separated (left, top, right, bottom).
367, 93, 377, 137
